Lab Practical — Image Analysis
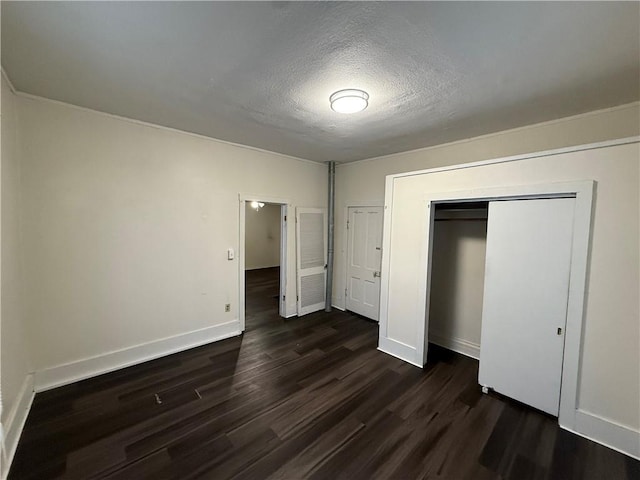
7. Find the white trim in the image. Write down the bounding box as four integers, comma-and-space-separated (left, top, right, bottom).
15, 92, 323, 166
379, 177, 395, 340
280, 205, 288, 317
563, 410, 640, 460
378, 337, 422, 367
238, 194, 292, 329
338, 103, 640, 167
238, 194, 293, 205
34, 321, 241, 392
331, 303, 346, 312
383, 137, 639, 181
239, 199, 246, 329
428, 332, 480, 360
2, 375, 35, 478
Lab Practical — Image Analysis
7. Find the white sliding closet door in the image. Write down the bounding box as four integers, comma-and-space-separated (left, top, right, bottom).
479, 198, 575, 416
296, 208, 327, 316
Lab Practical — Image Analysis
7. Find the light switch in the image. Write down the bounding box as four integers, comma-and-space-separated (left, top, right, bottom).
227, 248, 235, 260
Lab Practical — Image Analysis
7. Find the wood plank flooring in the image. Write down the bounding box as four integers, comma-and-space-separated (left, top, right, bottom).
9, 267, 639, 479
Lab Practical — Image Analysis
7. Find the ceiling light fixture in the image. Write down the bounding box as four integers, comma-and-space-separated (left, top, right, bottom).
250, 201, 265, 211
330, 89, 369, 114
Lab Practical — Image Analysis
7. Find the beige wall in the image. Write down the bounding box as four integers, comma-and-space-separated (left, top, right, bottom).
17, 95, 326, 373
1, 76, 31, 425
428, 218, 487, 351
333, 102, 640, 311
245, 203, 281, 270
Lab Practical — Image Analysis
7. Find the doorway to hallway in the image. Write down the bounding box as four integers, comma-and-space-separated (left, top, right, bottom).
244, 267, 281, 330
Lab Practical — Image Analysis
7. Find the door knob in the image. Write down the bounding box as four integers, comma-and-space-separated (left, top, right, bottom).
373, 271, 381, 278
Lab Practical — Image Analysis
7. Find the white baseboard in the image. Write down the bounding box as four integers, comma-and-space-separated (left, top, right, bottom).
2, 374, 35, 479
34, 320, 242, 392
378, 336, 422, 367
561, 409, 640, 460
428, 332, 480, 360
331, 303, 346, 312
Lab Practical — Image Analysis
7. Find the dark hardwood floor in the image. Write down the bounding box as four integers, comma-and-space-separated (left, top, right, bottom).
9, 267, 638, 479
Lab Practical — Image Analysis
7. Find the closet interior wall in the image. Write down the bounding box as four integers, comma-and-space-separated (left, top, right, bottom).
428, 203, 489, 358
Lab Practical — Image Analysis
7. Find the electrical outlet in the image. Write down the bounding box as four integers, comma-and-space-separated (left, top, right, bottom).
225, 304, 231, 312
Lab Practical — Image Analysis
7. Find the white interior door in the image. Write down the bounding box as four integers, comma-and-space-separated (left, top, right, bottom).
296, 207, 327, 316
479, 198, 575, 416
346, 207, 383, 321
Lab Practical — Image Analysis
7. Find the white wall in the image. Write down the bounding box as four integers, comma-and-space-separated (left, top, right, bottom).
382, 142, 639, 455
16, 94, 326, 381
428, 218, 487, 356
1, 74, 33, 468
333, 102, 640, 310
245, 203, 281, 270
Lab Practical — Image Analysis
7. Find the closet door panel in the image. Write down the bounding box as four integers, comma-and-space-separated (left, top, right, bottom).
479, 198, 575, 416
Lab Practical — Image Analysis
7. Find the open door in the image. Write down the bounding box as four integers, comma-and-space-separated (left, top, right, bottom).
296, 207, 327, 316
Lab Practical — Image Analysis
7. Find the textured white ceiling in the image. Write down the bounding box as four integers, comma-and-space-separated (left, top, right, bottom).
2, 2, 639, 162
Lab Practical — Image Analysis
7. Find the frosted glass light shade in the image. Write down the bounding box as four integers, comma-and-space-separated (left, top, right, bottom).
330, 89, 369, 114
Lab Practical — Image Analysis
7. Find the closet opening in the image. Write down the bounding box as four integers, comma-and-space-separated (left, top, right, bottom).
424, 194, 581, 418
427, 202, 489, 360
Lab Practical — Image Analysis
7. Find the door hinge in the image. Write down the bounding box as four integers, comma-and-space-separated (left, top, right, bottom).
283, 295, 285, 301
346, 220, 349, 229
284, 215, 287, 222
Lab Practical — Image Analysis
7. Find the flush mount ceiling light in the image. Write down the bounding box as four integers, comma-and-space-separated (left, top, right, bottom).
250, 201, 265, 211
330, 89, 369, 114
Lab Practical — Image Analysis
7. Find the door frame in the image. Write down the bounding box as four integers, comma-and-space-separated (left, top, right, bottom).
341, 200, 384, 312
238, 194, 291, 331
380, 180, 594, 431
